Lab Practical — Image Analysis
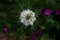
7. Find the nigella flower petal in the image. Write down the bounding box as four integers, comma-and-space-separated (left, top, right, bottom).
30, 11, 35, 16
29, 21, 33, 25
44, 9, 52, 16
22, 20, 30, 26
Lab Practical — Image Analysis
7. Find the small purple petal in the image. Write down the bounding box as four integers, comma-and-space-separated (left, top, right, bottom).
33, 29, 43, 36
33, 30, 39, 36
44, 9, 52, 16
4, 27, 8, 32
39, 31, 43, 36
55, 10, 60, 15
33, 35, 38, 40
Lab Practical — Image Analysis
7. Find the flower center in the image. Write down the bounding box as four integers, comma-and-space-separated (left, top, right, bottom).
26, 14, 31, 20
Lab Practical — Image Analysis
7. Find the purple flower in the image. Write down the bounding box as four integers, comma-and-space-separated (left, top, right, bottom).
33, 29, 44, 40
33, 30, 39, 36
33, 35, 38, 40
3, 27, 8, 32
44, 9, 52, 16
39, 31, 43, 36
55, 10, 60, 15
33, 29, 44, 36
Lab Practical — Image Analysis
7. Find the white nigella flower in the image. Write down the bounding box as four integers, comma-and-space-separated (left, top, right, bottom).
20, 9, 36, 26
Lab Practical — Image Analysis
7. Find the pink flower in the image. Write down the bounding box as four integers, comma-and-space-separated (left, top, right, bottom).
55, 10, 60, 15
44, 9, 52, 16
